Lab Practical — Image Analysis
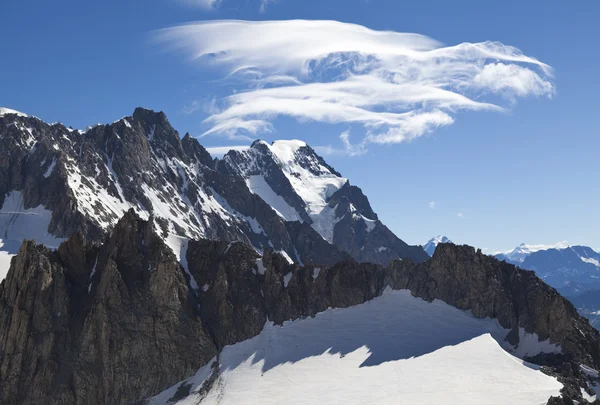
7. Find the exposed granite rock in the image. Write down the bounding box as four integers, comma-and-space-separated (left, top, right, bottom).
1, 212, 599, 405
186, 239, 266, 348
0, 211, 216, 405
386, 244, 600, 368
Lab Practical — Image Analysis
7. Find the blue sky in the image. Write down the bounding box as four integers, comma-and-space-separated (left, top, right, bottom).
2, 0, 598, 252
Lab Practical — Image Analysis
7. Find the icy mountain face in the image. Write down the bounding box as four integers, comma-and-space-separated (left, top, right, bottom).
1, 214, 597, 405
0, 108, 424, 273
219, 140, 428, 264
423, 235, 452, 256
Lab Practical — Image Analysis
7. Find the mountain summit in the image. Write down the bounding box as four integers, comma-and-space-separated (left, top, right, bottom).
423, 235, 452, 256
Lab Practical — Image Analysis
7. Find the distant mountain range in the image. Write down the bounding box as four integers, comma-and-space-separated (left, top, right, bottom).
495, 241, 570, 264
495, 242, 600, 329
494, 243, 600, 296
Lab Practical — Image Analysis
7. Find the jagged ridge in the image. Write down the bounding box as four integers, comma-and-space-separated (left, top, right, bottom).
0, 107, 427, 268
0, 213, 599, 404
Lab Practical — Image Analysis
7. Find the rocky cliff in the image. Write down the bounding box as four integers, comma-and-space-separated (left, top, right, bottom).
0, 212, 216, 405
1, 213, 599, 404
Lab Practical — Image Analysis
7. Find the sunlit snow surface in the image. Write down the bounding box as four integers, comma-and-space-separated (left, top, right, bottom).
0, 191, 65, 281
0, 107, 28, 117
246, 175, 302, 222
270, 140, 347, 242
148, 289, 562, 405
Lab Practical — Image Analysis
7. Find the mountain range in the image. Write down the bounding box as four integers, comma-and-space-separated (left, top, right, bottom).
495, 243, 600, 296
1, 107, 599, 405
0, 107, 426, 282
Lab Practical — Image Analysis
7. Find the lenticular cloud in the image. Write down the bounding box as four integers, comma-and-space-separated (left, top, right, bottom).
156, 20, 554, 150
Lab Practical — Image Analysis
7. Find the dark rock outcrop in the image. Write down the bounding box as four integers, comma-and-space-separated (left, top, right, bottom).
2, 213, 599, 404
388, 244, 600, 367
0, 211, 216, 405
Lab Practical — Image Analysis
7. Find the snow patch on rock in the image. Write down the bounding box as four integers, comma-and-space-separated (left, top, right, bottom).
0, 191, 66, 281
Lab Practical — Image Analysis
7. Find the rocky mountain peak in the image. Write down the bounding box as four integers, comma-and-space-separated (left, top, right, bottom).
181, 132, 214, 167
0, 107, 428, 290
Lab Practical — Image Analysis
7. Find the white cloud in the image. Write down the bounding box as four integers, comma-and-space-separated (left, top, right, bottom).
259, 0, 275, 13
183, 98, 220, 115
473, 63, 555, 100
314, 130, 367, 156
156, 20, 554, 149
179, 0, 220, 10
206, 145, 250, 157
429, 201, 437, 209
457, 213, 464, 218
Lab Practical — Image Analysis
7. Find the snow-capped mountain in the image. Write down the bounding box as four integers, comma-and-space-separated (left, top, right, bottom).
3, 107, 600, 405
219, 140, 427, 264
0, 107, 426, 281
422, 235, 452, 256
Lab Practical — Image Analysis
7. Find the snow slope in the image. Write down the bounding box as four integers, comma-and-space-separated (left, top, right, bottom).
0, 244, 14, 283
245, 175, 302, 222
0, 191, 65, 281
0, 107, 28, 117
270, 140, 347, 242
148, 289, 562, 405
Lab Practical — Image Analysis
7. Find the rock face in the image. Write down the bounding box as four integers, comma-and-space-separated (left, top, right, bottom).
2, 213, 599, 404
495, 243, 600, 330
389, 244, 600, 365
0, 108, 426, 268
0, 211, 216, 405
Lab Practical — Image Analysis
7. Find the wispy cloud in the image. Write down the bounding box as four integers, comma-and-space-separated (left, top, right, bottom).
457, 212, 464, 218
259, 0, 276, 13
182, 98, 220, 115
314, 130, 367, 156
156, 20, 554, 146
429, 201, 437, 209
205, 145, 250, 157
179, 0, 220, 10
